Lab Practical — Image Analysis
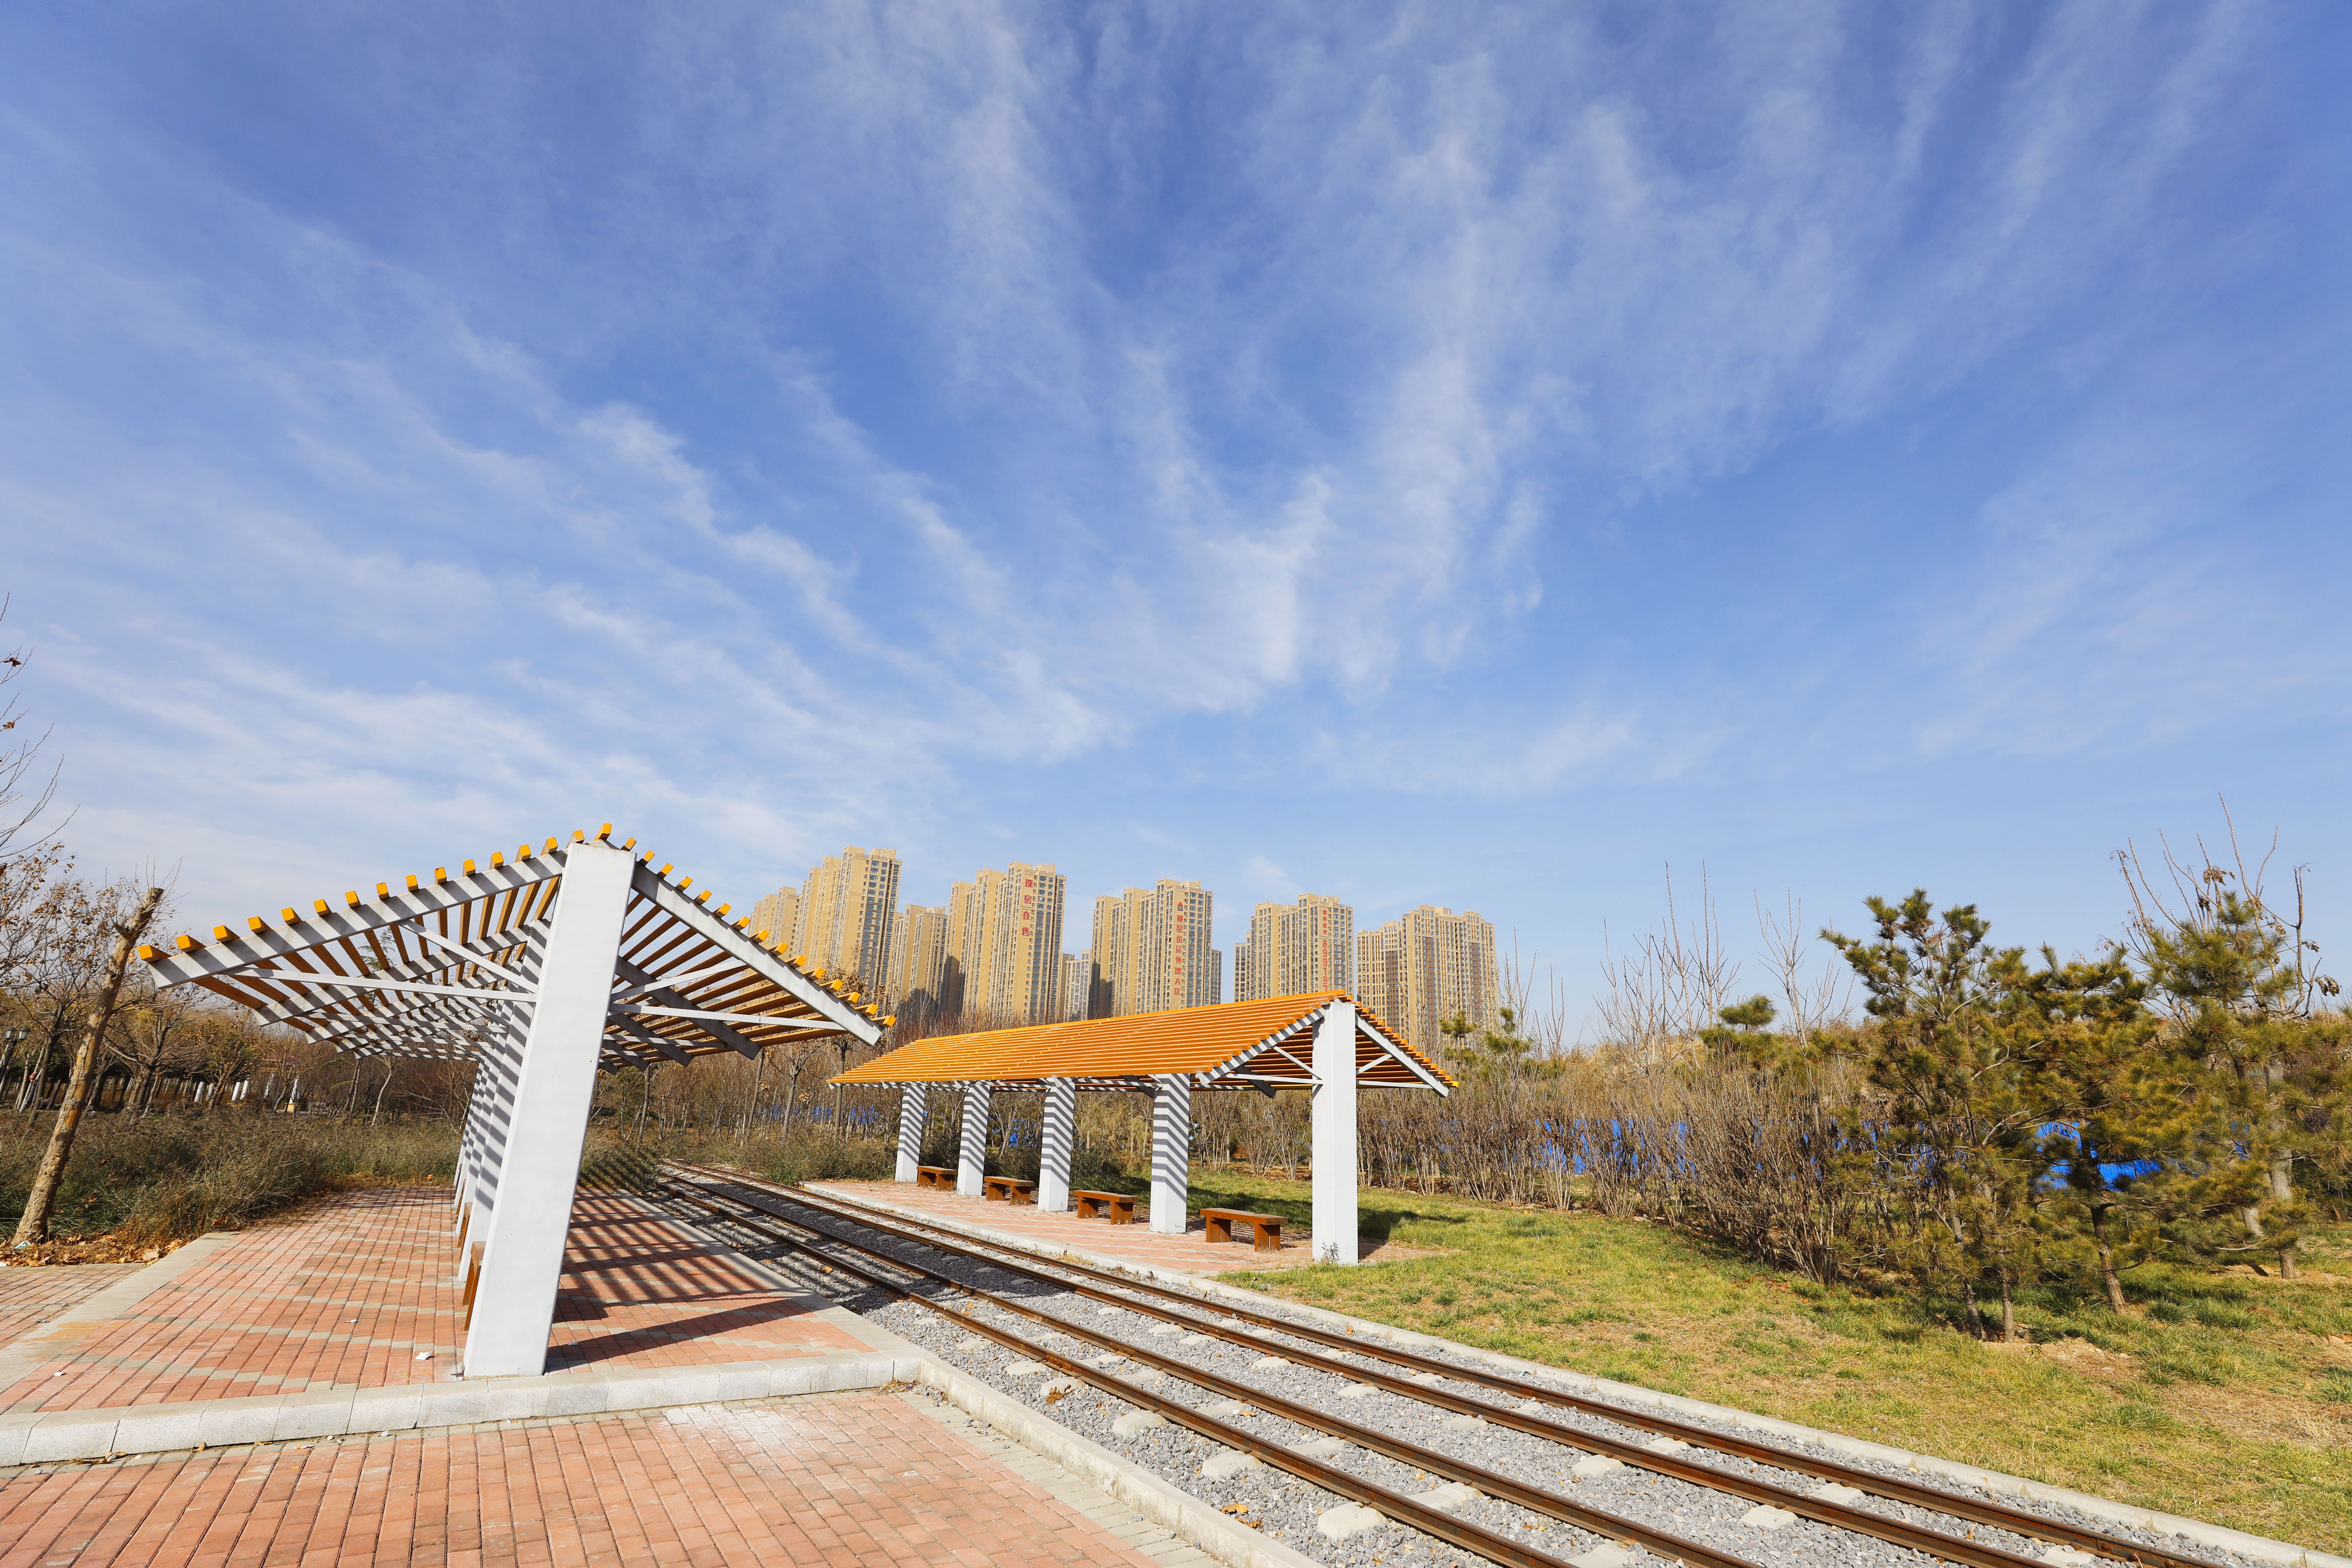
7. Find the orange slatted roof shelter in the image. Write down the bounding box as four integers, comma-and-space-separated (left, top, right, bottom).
830, 992, 1453, 1094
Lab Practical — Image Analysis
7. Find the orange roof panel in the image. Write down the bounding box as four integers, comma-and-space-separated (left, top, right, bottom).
831, 992, 1451, 1091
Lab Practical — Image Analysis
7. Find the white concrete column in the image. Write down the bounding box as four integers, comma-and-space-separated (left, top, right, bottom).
455, 1029, 522, 1284
1039, 1078, 1076, 1211
895, 1084, 929, 1182
1310, 999, 1360, 1265
957, 1084, 992, 1196
1150, 1077, 1191, 1235
462, 842, 635, 1379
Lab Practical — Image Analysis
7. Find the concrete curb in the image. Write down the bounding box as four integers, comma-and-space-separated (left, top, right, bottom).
0, 1349, 922, 1468
806, 1182, 2352, 1568
0, 1232, 244, 1390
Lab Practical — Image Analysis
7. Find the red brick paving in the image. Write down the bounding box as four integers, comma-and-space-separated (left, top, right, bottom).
2, 1186, 869, 1413
808, 1178, 1409, 1273
0, 1261, 142, 1338
0, 1389, 1169, 1568
546, 1194, 865, 1371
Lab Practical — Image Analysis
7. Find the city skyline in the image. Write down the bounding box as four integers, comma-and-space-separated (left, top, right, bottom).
768, 847, 1521, 1032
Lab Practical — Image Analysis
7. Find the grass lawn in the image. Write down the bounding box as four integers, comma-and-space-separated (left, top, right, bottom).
1180, 1170, 2352, 1553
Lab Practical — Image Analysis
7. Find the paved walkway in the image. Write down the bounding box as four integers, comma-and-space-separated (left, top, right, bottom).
0, 1186, 1222, 1568
0, 1187, 873, 1414
807, 1178, 1406, 1273
0, 1261, 142, 1339
0, 1389, 1182, 1568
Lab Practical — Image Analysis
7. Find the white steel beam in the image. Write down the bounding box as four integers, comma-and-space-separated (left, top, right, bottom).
1040, 1078, 1076, 1212
1150, 1077, 1191, 1236
462, 841, 635, 1379
896, 1084, 927, 1183
1310, 999, 1359, 1265
957, 1084, 990, 1197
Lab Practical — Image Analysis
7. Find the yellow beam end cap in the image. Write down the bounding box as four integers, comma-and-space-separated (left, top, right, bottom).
175, 933, 197, 951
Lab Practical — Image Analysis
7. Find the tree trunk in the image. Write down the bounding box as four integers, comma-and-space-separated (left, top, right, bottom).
2093, 1207, 2128, 1312
1961, 1280, 1986, 1340
2281, 1249, 2298, 1280
1999, 1274, 2018, 1342
370, 1062, 396, 1124
13, 888, 163, 1247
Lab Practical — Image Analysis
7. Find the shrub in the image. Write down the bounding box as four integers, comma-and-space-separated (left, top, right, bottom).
0, 1111, 459, 1244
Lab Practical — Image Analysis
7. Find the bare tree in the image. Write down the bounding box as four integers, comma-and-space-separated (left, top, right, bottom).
14, 884, 163, 1246
112, 987, 207, 1116
0, 597, 68, 867
1755, 891, 1853, 1042
1594, 864, 1738, 1056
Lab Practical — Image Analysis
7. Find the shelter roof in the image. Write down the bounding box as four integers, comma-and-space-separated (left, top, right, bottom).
830, 992, 1451, 1093
138, 827, 884, 1071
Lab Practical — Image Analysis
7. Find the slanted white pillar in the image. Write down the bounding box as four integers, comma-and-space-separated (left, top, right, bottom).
957, 1084, 992, 1196
1310, 999, 1360, 1265
895, 1084, 928, 1182
455, 1029, 522, 1286
461, 842, 635, 1379
1150, 1076, 1191, 1235
1039, 1078, 1076, 1211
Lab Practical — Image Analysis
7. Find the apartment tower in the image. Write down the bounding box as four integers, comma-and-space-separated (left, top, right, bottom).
792, 847, 901, 988
941, 863, 1068, 1025
888, 904, 950, 1018
1355, 905, 1499, 1060
750, 887, 802, 953
1086, 879, 1216, 1016
1232, 894, 1354, 1003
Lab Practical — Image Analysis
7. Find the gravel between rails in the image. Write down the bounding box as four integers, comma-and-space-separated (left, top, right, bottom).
662, 1181, 2273, 1568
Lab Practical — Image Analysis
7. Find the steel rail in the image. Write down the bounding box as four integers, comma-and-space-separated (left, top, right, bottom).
749, 1170, 2189, 1568
665, 1171, 2080, 1568
652, 1183, 1732, 1568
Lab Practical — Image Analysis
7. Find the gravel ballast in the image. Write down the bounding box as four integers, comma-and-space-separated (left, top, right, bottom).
659, 1181, 2287, 1568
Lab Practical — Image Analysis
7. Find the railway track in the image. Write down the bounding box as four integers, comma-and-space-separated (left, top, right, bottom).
658, 1164, 2213, 1568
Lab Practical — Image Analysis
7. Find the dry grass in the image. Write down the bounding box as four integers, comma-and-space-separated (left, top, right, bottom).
0, 1111, 460, 1255
1192, 1172, 2352, 1553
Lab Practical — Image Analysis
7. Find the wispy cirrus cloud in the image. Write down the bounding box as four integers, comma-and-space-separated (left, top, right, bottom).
0, 0, 2340, 948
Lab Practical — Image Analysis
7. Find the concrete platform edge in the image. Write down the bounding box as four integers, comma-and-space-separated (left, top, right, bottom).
914, 1355, 1321, 1568
0, 1349, 921, 1466
809, 1181, 2348, 1568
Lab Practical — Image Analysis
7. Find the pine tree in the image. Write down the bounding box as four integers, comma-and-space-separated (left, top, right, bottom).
2002, 945, 2182, 1312
1826, 892, 2050, 1339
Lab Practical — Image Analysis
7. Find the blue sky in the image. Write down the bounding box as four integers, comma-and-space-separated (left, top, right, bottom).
3, 2, 2347, 1030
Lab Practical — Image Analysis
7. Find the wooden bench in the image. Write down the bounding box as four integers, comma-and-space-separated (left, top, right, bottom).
1071, 1189, 1136, 1224
1202, 1206, 1285, 1253
983, 1175, 1037, 1205
915, 1165, 953, 1190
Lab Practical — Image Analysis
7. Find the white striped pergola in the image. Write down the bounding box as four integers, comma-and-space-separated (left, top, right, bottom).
139, 827, 884, 1377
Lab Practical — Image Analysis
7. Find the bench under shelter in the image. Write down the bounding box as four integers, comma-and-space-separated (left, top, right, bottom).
829, 993, 1452, 1264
